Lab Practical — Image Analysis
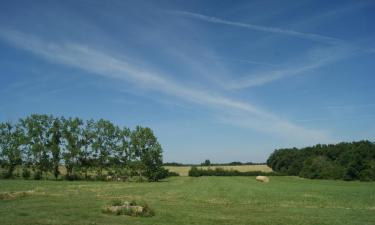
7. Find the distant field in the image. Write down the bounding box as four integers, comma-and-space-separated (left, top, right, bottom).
1, 177, 374, 225
165, 165, 272, 176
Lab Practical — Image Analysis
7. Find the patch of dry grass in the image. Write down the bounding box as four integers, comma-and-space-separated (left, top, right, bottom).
0, 190, 34, 200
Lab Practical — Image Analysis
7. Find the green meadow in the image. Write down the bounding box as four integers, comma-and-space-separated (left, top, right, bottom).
1, 176, 374, 225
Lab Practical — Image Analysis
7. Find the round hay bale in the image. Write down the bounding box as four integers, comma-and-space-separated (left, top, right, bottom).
256, 176, 269, 182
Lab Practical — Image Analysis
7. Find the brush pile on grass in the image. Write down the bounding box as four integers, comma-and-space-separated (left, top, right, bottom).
102, 199, 155, 217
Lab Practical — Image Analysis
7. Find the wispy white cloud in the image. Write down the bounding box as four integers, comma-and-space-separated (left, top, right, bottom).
227, 45, 357, 89
169, 11, 343, 45
206, 55, 277, 67
169, 10, 372, 90
0, 29, 333, 143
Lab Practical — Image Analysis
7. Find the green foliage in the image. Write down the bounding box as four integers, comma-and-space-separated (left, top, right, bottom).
49, 118, 62, 179
0, 122, 24, 178
21, 167, 31, 179
202, 159, 211, 166
61, 117, 84, 177
33, 171, 42, 180
267, 141, 375, 181
167, 171, 179, 177
0, 114, 166, 182
130, 126, 165, 181
21, 114, 54, 177
188, 166, 280, 177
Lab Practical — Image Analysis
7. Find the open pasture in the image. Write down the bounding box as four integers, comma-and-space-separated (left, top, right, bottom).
0, 176, 374, 225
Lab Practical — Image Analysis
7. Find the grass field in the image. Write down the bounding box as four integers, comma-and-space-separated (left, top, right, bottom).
165, 165, 272, 176
1, 177, 374, 225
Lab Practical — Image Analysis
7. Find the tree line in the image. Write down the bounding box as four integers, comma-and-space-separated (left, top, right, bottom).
0, 114, 169, 181
267, 140, 375, 181
188, 166, 279, 177
163, 161, 265, 167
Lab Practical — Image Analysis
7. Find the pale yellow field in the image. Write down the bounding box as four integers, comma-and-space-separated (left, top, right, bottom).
164, 165, 272, 176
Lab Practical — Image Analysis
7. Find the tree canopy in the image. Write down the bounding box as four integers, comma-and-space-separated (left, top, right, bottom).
0, 114, 167, 181
267, 141, 375, 181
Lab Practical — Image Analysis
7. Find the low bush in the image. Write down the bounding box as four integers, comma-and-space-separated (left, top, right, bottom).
22, 168, 31, 179
167, 171, 179, 177
33, 171, 42, 180
64, 173, 83, 181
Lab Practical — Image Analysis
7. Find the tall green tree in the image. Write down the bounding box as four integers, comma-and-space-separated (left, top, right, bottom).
21, 114, 53, 179
0, 122, 23, 178
112, 127, 131, 172
61, 117, 84, 177
131, 126, 165, 181
48, 118, 62, 179
92, 119, 117, 176
79, 119, 95, 179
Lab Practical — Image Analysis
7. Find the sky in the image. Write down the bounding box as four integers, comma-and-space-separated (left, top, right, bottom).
0, 0, 374, 163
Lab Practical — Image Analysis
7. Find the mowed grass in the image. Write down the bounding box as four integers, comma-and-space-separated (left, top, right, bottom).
1, 177, 375, 225
165, 164, 272, 176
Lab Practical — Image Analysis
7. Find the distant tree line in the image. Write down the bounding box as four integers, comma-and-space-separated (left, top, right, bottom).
163, 161, 265, 167
0, 114, 170, 181
188, 167, 279, 177
267, 141, 375, 181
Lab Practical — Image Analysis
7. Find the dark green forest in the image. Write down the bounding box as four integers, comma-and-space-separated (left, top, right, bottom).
267, 141, 375, 181
0, 114, 169, 181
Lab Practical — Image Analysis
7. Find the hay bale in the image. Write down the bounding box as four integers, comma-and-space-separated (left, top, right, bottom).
256, 176, 269, 182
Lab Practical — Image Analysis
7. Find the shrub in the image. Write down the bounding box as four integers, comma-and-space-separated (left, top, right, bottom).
188, 166, 200, 177
1, 171, 13, 179
22, 168, 31, 179
33, 171, 42, 180
359, 168, 375, 181
64, 173, 83, 181
167, 171, 179, 177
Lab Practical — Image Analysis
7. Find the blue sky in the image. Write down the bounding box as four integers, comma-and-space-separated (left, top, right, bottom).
0, 0, 374, 163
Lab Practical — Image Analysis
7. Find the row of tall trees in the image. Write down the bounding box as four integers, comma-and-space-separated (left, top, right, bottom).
0, 114, 167, 181
267, 141, 375, 181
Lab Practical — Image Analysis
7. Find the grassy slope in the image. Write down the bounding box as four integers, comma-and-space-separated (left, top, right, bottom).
0, 177, 374, 225
165, 165, 272, 176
